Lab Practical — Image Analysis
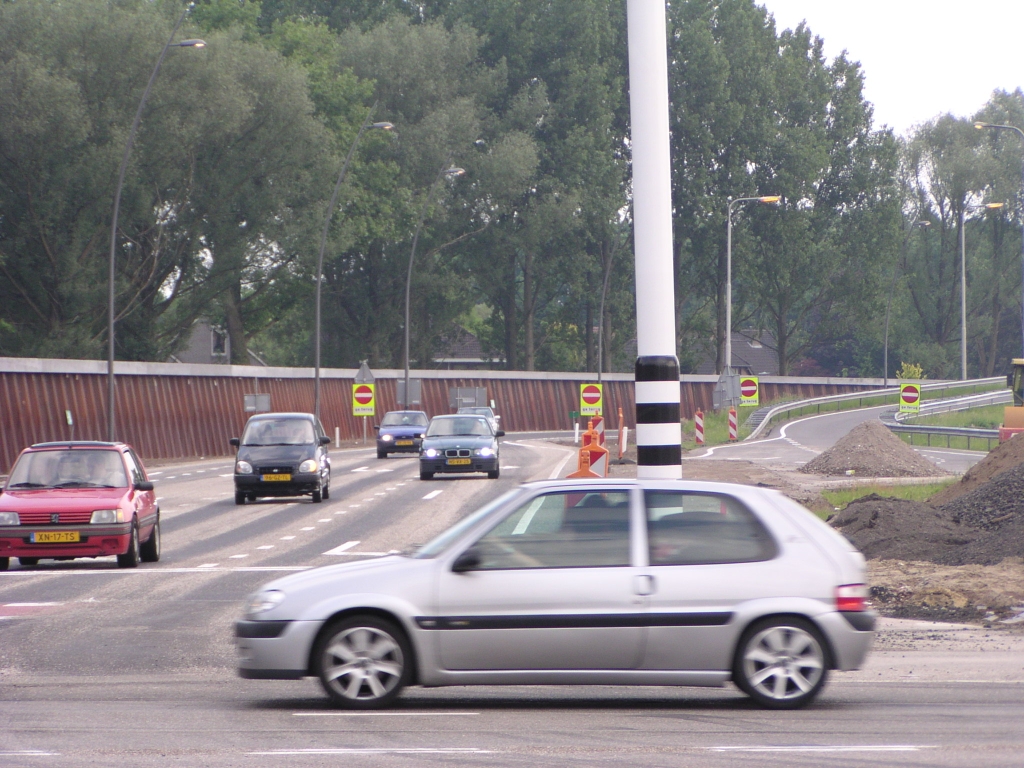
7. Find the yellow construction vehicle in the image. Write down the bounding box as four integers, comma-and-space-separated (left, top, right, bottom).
1000, 358, 1024, 442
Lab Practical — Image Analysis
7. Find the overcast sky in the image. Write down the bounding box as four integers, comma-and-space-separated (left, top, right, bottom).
756, 1, 1024, 136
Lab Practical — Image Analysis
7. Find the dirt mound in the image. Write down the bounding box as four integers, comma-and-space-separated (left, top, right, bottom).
829, 494, 973, 562
800, 419, 948, 478
934, 463, 1024, 565
930, 433, 1024, 505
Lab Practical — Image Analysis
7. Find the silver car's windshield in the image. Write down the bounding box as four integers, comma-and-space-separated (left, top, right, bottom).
7, 449, 129, 489
426, 417, 492, 437
242, 419, 315, 446
414, 488, 522, 558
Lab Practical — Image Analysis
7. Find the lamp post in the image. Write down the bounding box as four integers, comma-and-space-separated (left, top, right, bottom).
106, 10, 204, 441
958, 201, 1005, 380
883, 219, 930, 387
976, 121, 1024, 357
313, 106, 393, 421
724, 195, 780, 373
402, 157, 465, 408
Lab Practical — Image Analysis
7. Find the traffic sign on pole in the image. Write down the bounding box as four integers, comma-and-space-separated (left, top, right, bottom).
899, 382, 921, 413
739, 376, 759, 406
580, 383, 603, 416
353, 383, 375, 416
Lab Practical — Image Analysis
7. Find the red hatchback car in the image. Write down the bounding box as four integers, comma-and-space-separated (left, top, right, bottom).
0, 442, 159, 570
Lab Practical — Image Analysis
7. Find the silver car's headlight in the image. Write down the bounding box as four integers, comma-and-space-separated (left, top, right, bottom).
90, 509, 123, 524
246, 590, 286, 616
381, 434, 394, 442
475, 446, 494, 457
0, 512, 20, 526
298, 459, 318, 474
235, 460, 253, 475
423, 448, 439, 458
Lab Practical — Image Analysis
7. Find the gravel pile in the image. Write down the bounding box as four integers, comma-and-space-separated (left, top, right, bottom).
800, 419, 948, 477
930, 432, 1024, 505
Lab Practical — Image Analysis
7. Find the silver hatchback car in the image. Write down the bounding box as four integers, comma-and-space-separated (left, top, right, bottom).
236, 479, 874, 709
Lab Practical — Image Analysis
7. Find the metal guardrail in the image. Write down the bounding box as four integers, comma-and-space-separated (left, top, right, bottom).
884, 422, 1000, 451
745, 377, 1006, 442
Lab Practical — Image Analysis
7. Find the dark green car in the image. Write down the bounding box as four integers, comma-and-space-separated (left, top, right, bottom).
419, 415, 504, 480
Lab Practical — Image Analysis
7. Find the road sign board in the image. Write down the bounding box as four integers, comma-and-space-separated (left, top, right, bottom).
899, 382, 921, 413
739, 376, 759, 406
580, 383, 603, 416
353, 383, 375, 416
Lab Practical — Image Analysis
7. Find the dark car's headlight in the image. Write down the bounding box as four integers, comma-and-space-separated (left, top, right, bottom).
381, 434, 394, 442
0, 512, 19, 526
475, 446, 495, 457
298, 459, 318, 474
90, 509, 123, 524
235, 460, 253, 475
246, 589, 286, 617
423, 448, 439, 458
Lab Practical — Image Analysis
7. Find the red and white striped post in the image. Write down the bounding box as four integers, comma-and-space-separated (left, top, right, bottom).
694, 409, 704, 445
728, 407, 738, 441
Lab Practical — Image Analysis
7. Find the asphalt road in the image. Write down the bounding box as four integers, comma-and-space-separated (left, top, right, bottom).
3, 433, 1023, 766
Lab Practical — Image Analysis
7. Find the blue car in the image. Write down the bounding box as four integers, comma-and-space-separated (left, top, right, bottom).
375, 411, 429, 459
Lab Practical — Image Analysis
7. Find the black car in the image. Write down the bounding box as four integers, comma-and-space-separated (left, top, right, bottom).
419, 414, 504, 481
375, 410, 429, 459
230, 413, 331, 504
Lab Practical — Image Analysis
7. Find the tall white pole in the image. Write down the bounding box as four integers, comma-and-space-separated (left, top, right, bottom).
627, 0, 681, 479
959, 207, 967, 380
726, 198, 734, 374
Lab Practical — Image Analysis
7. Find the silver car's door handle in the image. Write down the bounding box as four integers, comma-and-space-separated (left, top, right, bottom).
634, 575, 656, 596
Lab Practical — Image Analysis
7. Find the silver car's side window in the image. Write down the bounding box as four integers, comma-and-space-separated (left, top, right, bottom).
471, 491, 631, 569
644, 491, 777, 566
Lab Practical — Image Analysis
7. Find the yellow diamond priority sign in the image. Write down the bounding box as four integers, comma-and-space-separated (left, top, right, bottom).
899, 382, 921, 414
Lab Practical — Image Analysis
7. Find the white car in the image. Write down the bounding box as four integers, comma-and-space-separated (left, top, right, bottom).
236, 479, 874, 709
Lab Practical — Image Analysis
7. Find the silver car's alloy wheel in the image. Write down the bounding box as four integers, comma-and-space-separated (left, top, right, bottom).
316, 618, 407, 708
735, 619, 827, 709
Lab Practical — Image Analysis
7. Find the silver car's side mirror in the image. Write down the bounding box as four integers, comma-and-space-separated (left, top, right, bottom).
451, 548, 482, 573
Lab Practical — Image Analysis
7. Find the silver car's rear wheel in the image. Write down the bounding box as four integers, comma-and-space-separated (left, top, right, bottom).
733, 617, 828, 709
315, 617, 409, 708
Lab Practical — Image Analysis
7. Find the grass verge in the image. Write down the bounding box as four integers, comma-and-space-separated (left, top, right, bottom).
821, 479, 957, 511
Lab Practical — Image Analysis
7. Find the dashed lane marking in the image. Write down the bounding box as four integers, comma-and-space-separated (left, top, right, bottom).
1, 566, 309, 575
229, 554, 247, 559
293, 712, 480, 717
256, 545, 274, 550
351, 467, 370, 473
323, 541, 360, 556
709, 746, 933, 753
300, 527, 315, 531
317, 518, 332, 522
280, 536, 295, 541
249, 749, 492, 756
198, 563, 218, 568
219, 474, 233, 477
423, 490, 443, 500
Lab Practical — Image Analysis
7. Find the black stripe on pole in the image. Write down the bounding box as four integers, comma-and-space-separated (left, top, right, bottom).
635, 355, 680, 382
637, 403, 680, 424
638, 444, 683, 465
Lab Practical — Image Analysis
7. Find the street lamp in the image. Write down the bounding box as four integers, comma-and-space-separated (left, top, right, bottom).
313, 106, 393, 421
724, 195, 780, 373
976, 121, 1024, 357
403, 157, 465, 408
958, 201, 1005, 380
883, 219, 930, 387
106, 10, 205, 441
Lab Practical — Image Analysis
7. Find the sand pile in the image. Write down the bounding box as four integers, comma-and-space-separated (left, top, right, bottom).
930, 432, 1024, 505
800, 419, 948, 477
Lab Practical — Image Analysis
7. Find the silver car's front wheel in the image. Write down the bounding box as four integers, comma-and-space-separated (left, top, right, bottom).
315, 617, 409, 708
733, 618, 828, 709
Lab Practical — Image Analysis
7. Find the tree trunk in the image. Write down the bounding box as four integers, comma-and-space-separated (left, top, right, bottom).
524, 250, 535, 371
223, 282, 248, 365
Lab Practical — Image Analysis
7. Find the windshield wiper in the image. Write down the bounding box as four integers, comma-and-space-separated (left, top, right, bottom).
8, 482, 47, 488
53, 481, 102, 488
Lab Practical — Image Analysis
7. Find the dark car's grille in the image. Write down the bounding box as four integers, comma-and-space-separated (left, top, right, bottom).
256, 465, 295, 475
18, 511, 92, 525
444, 449, 471, 458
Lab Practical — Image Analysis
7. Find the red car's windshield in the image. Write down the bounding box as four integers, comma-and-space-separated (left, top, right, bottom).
7, 449, 128, 489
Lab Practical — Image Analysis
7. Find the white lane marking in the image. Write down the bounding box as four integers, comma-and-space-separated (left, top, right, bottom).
349, 504, 361, 508
4, 602, 62, 607
1, 567, 310, 575
917, 449, 989, 457
503, 465, 520, 469
196, 470, 205, 473
351, 467, 370, 473
300, 527, 315, 531
329, 551, 388, 557
334, 511, 347, 515
396, 482, 407, 486
709, 746, 932, 753
219, 474, 233, 478
549, 450, 575, 479
0, 751, 60, 756
293, 712, 480, 717
249, 749, 492, 756
256, 545, 274, 550
375, 492, 386, 496
280, 536, 295, 541
375, 469, 393, 473
148, 471, 163, 476
422, 490, 443, 500
182, 473, 192, 476
198, 564, 218, 568
323, 541, 360, 555
502, 441, 525, 446
229, 554, 248, 559
317, 518, 331, 522
165, 476, 177, 480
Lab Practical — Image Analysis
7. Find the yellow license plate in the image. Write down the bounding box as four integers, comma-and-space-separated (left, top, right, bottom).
32, 531, 80, 544
446, 458, 472, 466
261, 473, 291, 482
396, 440, 414, 446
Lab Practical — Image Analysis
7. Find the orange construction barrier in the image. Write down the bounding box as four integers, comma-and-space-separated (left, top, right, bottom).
569, 420, 608, 477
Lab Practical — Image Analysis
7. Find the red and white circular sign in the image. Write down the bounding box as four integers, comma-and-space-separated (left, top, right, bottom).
901, 384, 920, 405
354, 384, 374, 405
581, 384, 602, 405
740, 378, 758, 398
